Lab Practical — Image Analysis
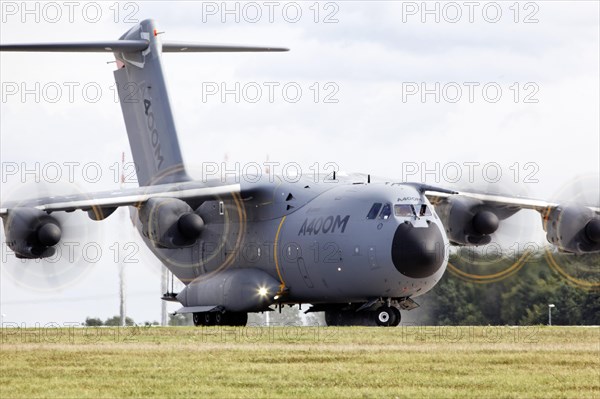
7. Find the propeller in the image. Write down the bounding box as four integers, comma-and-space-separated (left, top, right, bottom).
447, 177, 539, 281
1, 181, 102, 292
132, 163, 248, 275
542, 174, 600, 288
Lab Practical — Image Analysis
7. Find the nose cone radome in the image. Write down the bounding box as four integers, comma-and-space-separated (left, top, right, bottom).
391, 222, 445, 279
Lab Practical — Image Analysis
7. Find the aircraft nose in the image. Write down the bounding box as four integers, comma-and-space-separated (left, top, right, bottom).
391, 221, 445, 278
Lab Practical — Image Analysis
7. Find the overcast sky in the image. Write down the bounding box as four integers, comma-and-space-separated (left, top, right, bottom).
1, 1, 598, 325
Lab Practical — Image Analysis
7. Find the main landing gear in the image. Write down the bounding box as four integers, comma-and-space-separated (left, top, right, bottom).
373, 306, 401, 327
324, 305, 402, 327
192, 311, 248, 326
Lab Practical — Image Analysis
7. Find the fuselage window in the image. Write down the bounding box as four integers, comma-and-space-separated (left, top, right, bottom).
379, 203, 392, 220
419, 204, 432, 216
366, 203, 382, 219
394, 204, 415, 217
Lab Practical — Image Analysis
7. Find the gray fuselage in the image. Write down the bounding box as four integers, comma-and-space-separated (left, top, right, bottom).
134, 174, 449, 306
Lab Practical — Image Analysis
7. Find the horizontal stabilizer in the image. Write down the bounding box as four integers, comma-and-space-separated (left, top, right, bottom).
0, 41, 288, 53
162, 42, 289, 52
0, 40, 149, 52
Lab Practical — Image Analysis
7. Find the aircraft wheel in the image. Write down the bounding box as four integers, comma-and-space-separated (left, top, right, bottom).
211, 312, 247, 326
325, 310, 342, 326
390, 307, 401, 327
374, 306, 396, 327
192, 312, 202, 327
324, 311, 335, 326
357, 312, 377, 326
227, 312, 248, 326
326, 310, 377, 326
193, 312, 216, 327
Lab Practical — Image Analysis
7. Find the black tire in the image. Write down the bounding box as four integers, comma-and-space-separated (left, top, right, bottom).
374, 306, 395, 327
324, 311, 335, 326
214, 312, 224, 325
325, 310, 343, 326
210, 312, 247, 326
192, 312, 202, 327
202, 312, 214, 326
390, 307, 401, 327
230, 312, 248, 326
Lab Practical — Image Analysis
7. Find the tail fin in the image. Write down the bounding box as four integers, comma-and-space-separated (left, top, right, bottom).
0, 19, 288, 186
114, 19, 187, 186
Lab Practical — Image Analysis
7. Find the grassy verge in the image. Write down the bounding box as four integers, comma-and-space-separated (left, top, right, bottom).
1, 326, 598, 398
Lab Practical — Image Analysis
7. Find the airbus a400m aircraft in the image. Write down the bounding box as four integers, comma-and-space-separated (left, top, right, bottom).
1, 20, 599, 327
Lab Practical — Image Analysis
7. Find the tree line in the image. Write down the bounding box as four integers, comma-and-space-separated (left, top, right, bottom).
415, 250, 599, 325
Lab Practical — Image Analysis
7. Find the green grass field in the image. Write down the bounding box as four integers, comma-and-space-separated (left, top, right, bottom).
1, 325, 598, 398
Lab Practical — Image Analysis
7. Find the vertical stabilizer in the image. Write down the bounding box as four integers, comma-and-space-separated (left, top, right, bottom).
114, 19, 188, 186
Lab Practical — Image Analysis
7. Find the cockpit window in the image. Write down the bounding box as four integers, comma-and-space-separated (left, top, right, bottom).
419, 204, 432, 216
379, 203, 392, 220
366, 203, 382, 219
394, 204, 415, 217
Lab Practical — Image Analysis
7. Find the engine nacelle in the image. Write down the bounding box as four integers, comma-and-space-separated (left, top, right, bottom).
177, 268, 281, 312
2, 208, 62, 259
139, 198, 204, 249
435, 196, 516, 246
545, 204, 600, 254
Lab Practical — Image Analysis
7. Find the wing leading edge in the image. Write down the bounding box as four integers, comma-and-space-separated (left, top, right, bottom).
425, 190, 600, 214
0, 182, 241, 217
425, 188, 600, 253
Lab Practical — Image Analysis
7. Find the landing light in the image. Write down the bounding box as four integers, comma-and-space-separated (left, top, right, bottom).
258, 287, 268, 297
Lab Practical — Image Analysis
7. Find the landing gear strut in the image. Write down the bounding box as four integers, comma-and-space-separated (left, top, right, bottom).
192, 311, 248, 326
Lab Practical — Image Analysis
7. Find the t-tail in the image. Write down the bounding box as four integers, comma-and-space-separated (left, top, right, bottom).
0, 19, 288, 186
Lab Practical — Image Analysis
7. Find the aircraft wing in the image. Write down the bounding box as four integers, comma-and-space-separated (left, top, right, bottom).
425, 190, 600, 214
0, 182, 241, 216
423, 187, 600, 253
